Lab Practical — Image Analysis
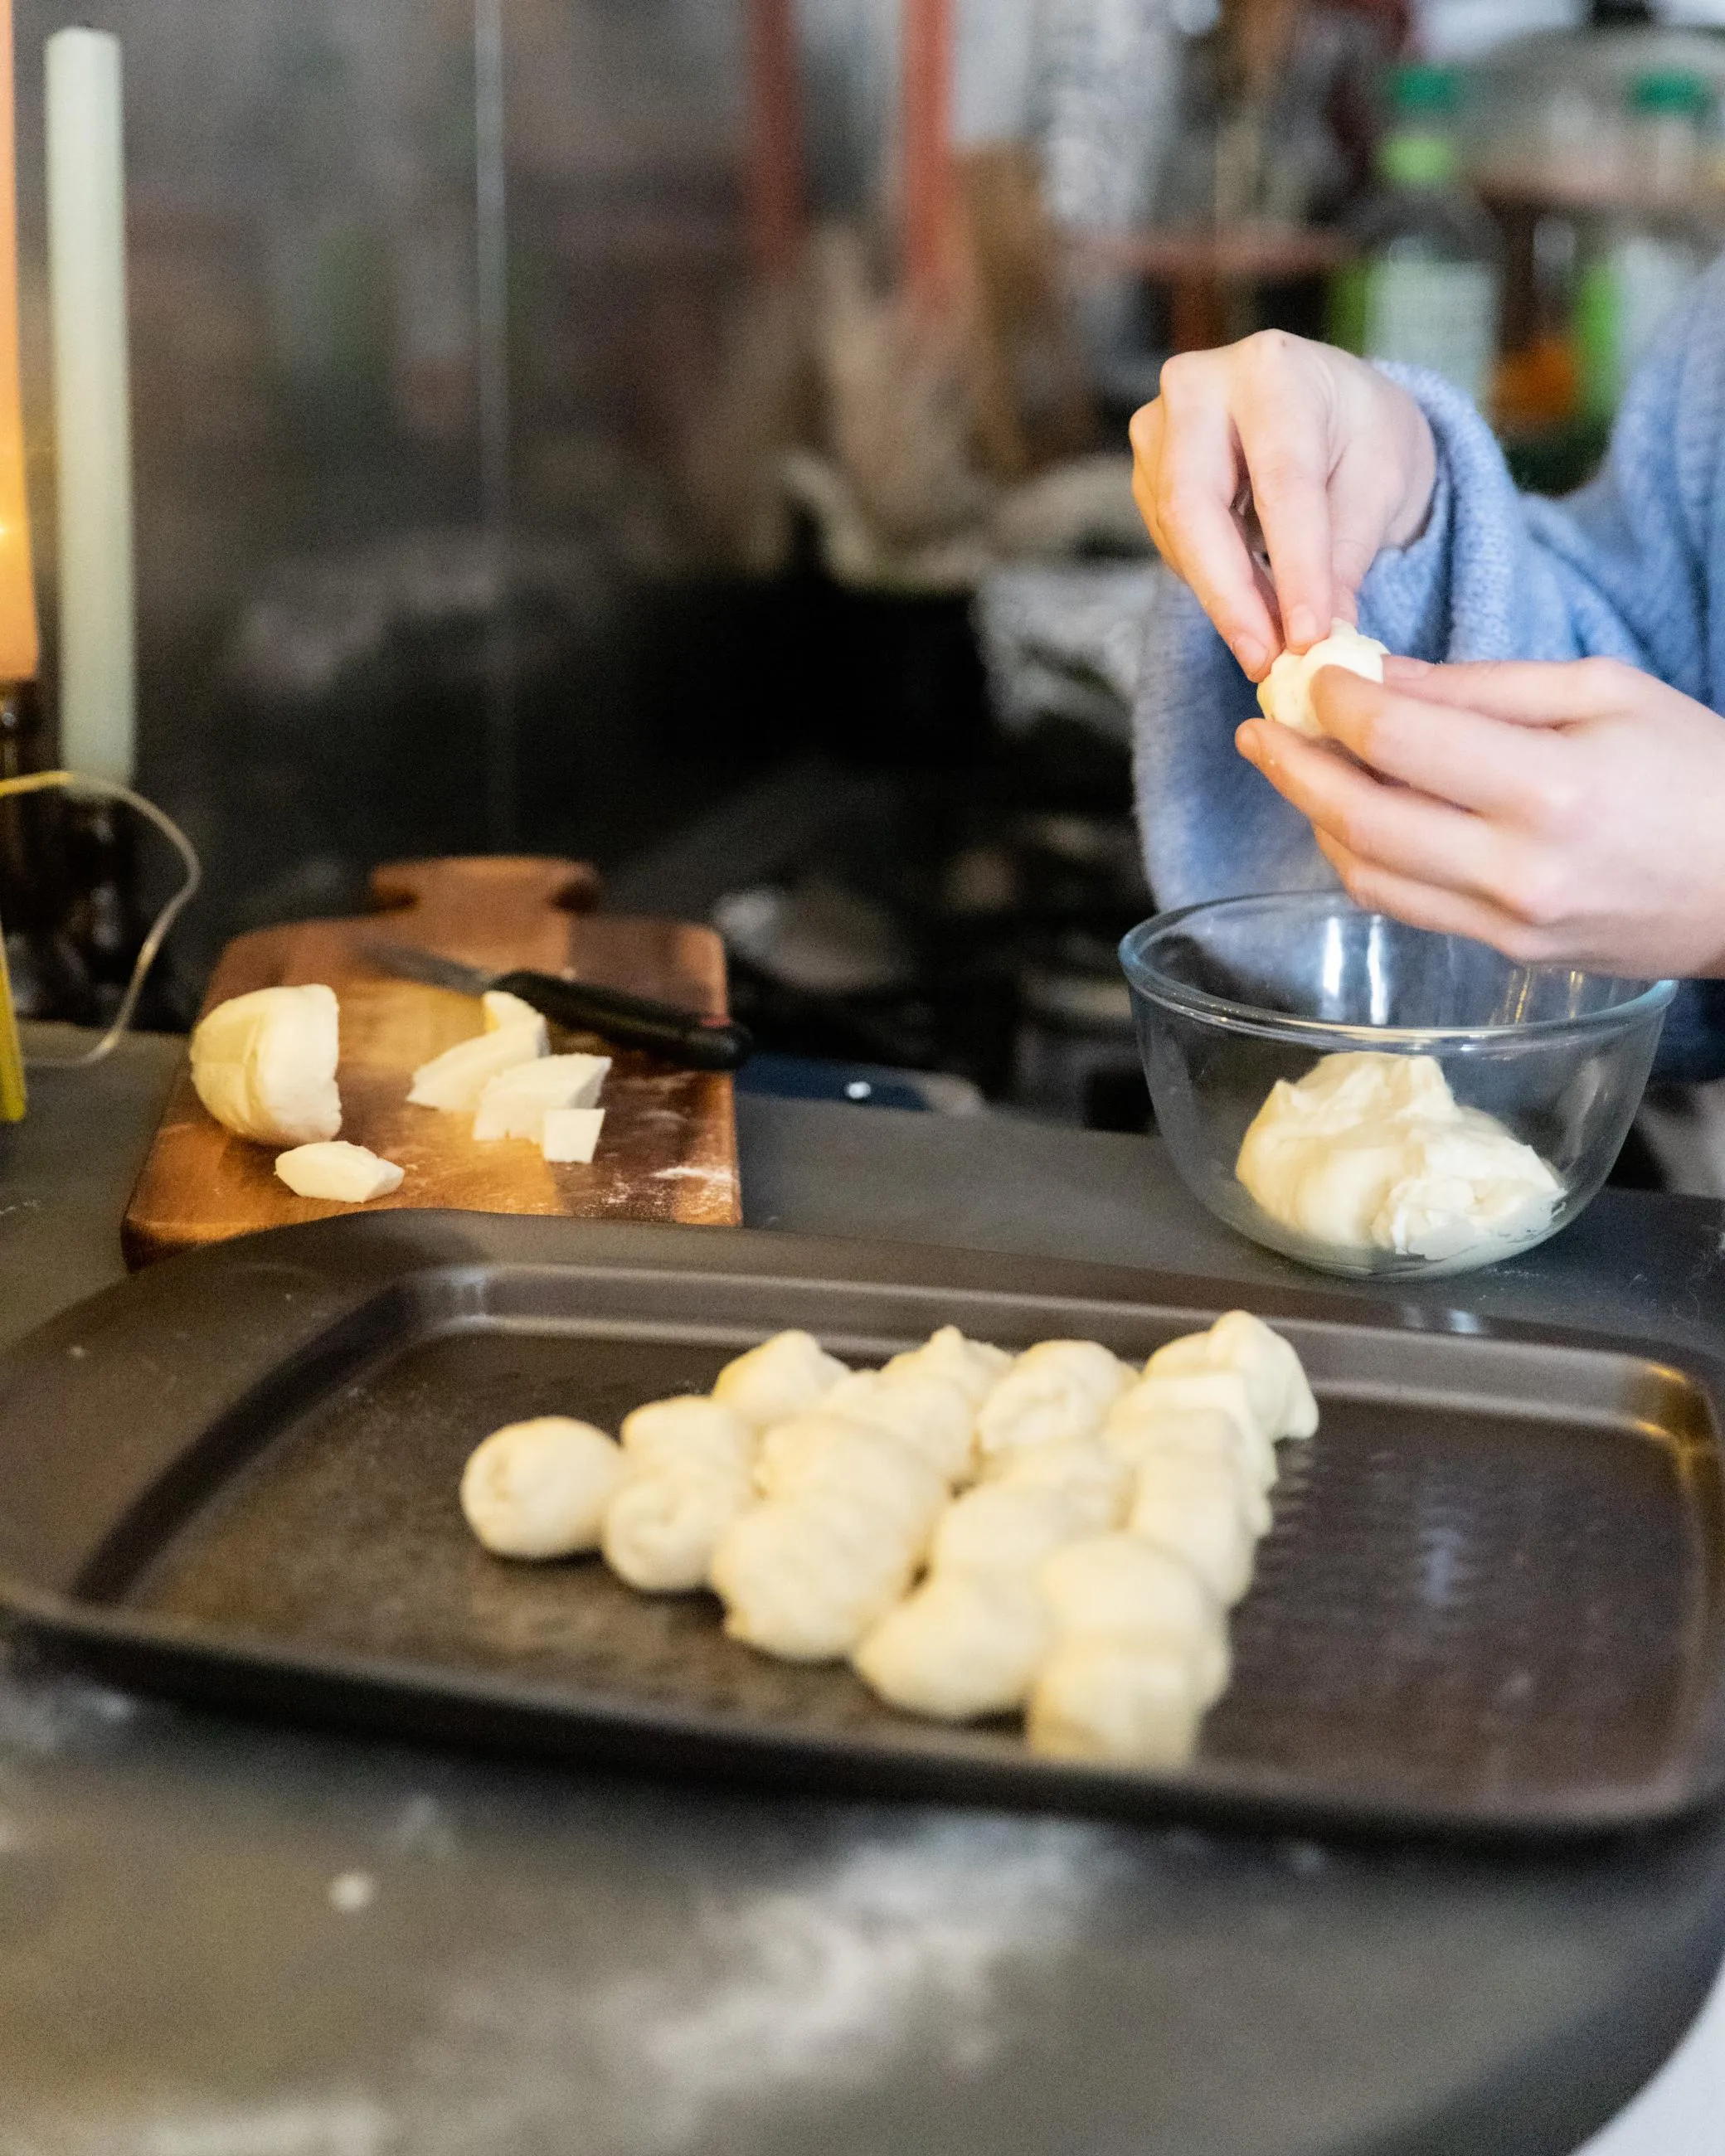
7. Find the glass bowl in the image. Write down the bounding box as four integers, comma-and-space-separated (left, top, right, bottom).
1120, 893, 1676, 1280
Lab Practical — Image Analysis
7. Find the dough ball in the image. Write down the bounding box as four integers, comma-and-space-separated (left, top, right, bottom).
1027, 1636, 1217, 1766
755, 1414, 946, 1552
1129, 1453, 1262, 1605
1146, 1312, 1318, 1442
711, 1492, 916, 1661
853, 1571, 1053, 1720
885, 1324, 1013, 1408
929, 1483, 1091, 1577
713, 1330, 848, 1431
460, 1416, 624, 1561
620, 1395, 756, 1476
974, 1340, 1134, 1469
998, 1439, 1130, 1533
824, 1367, 976, 1483
1104, 1398, 1277, 1499
1109, 1367, 1269, 1464
602, 1462, 753, 1592
1256, 619, 1387, 739
191, 982, 342, 1147
1036, 1533, 1222, 1662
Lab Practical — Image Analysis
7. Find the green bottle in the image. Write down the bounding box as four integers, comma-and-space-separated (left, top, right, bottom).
1333, 65, 1503, 407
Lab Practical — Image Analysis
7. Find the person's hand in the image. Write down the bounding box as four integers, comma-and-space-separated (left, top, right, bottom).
1130, 332, 1438, 679
1235, 655, 1725, 978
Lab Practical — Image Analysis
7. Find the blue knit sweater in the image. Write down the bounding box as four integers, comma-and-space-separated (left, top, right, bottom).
1131, 255, 1725, 1080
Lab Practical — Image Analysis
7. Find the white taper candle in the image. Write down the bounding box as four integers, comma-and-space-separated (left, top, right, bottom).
46, 27, 134, 784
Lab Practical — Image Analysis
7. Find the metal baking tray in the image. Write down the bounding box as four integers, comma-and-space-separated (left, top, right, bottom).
1, 1212, 1722, 1843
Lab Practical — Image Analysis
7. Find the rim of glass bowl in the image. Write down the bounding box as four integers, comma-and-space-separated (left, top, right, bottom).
1119, 896, 1678, 1052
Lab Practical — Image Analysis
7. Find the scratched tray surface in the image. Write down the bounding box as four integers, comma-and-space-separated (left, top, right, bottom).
0, 1215, 1722, 1840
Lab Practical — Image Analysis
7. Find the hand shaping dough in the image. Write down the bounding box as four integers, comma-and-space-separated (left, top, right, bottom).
1237, 1051, 1563, 1261
822, 1367, 976, 1483
754, 1415, 947, 1552
974, 1340, 1134, 1469
885, 1324, 1013, 1407
712, 1330, 849, 1431
853, 1571, 1054, 1720
460, 1416, 624, 1560
1028, 1635, 1220, 1765
998, 1438, 1130, 1533
1257, 619, 1387, 738
929, 1482, 1092, 1576
1147, 1312, 1318, 1441
1128, 1452, 1261, 1605
711, 1490, 916, 1660
1104, 1401, 1276, 1507
603, 1462, 754, 1592
620, 1396, 756, 1475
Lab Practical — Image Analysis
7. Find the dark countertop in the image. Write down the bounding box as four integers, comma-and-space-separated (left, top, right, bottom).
1, 1027, 1723, 2155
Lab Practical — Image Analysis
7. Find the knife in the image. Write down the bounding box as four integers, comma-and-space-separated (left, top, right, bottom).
362, 939, 753, 1072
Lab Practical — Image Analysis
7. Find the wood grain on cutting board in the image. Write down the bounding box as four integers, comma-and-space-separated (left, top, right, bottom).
122, 857, 740, 1266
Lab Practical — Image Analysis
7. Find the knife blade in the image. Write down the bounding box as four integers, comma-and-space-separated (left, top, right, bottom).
362, 939, 753, 1072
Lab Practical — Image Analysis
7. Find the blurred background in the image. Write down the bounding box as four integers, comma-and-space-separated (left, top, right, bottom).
9, 0, 1725, 1156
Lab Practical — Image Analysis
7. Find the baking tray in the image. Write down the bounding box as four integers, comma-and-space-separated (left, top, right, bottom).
1, 1212, 1722, 1843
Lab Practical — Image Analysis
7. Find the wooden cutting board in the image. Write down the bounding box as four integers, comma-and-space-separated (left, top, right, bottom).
122, 857, 741, 1267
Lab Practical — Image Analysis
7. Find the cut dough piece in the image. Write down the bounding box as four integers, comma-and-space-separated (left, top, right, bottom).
1028, 1635, 1219, 1765
408, 1018, 547, 1113
974, 1340, 1134, 1469
275, 1140, 404, 1203
1129, 1453, 1262, 1605
823, 1367, 976, 1483
998, 1438, 1130, 1533
542, 1108, 605, 1164
1037, 1533, 1222, 1663
1146, 1311, 1318, 1440
460, 1415, 624, 1560
929, 1482, 1091, 1577
853, 1571, 1053, 1720
620, 1396, 756, 1476
1257, 619, 1387, 738
1104, 1396, 1277, 1497
711, 1491, 916, 1660
190, 983, 342, 1146
754, 1414, 947, 1552
885, 1325, 1013, 1408
603, 1461, 753, 1592
483, 988, 542, 1032
712, 1330, 848, 1431
474, 1054, 610, 1143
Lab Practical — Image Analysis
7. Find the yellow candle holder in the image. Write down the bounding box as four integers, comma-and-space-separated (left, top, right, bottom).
0, 905, 22, 1119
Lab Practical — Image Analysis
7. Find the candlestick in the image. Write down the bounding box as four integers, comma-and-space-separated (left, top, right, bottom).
0, 0, 38, 684
46, 27, 134, 785
902, 0, 955, 311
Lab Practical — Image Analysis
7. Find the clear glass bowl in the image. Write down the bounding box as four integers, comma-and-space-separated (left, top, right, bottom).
1120, 894, 1676, 1280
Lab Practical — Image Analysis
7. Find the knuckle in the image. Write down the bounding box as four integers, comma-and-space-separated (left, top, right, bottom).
1575, 655, 1629, 702
1499, 857, 1569, 931
1158, 351, 1203, 402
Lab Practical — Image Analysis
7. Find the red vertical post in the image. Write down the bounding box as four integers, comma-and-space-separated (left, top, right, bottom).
902, 0, 954, 311
746, 0, 804, 277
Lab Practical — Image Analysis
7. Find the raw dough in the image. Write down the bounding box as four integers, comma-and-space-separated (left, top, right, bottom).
853, 1571, 1053, 1720
1027, 1636, 1218, 1765
1257, 618, 1387, 738
885, 1325, 1013, 1407
620, 1396, 756, 1476
603, 1462, 753, 1592
928, 1482, 1092, 1576
1237, 1051, 1563, 1261
408, 1018, 547, 1113
1147, 1312, 1318, 1441
190, 983, 342, 1146
541, 1107, 605, 1163
974, 1340, 1134, 1469
473, 1054, 610, 1142
754, 1415, 947, 1551
483, 988, 542, 1032
1036, 1533, 1222, 1660
460, 1416, 624, 1560
274, 1140, 403, 1203
823, 1367, 976, 1483
1104, 1400, 1277, 1503
1107, 1370, 1272, 1477
997, 1438, 1130, 1533
711, 1491, 916, 1660
712, 1330, 848, 1431
1129, 1452, 1261, 1605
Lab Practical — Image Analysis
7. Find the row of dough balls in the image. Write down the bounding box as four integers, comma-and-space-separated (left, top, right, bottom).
459, 1313, 1317, 1767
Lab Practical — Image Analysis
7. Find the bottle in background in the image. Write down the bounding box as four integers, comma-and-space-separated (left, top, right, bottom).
1576, 70, 1720, 425
1331, 63, 1502, 409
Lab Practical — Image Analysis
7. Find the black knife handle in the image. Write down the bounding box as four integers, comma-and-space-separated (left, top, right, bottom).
493, 970, 753, 1072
